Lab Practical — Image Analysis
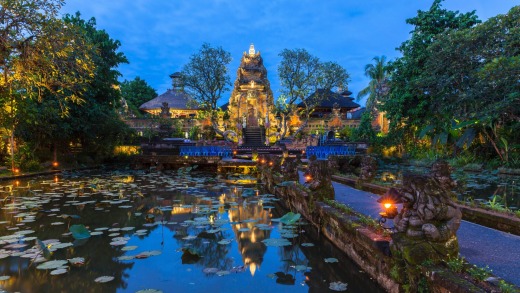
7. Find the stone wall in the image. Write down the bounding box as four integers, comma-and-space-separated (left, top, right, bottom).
259, 165, 502, 292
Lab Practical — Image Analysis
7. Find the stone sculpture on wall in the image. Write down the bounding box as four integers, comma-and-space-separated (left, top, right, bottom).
390, 170, 462, 291
304, 156, 334, 201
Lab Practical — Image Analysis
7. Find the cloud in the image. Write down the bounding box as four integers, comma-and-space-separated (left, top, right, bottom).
60, 0, 517, 105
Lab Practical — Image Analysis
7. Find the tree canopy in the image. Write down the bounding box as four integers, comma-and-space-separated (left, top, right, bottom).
277, 48, 349, 138
181, 43, 231, 137
120, 76, 157, 116
376, 0, 519, 164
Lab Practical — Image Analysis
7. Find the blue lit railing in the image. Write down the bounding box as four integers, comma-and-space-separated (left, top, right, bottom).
179, 146, 232, 158
305, 145, 356, 159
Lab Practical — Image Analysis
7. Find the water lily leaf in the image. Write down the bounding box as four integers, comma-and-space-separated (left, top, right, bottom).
241, 188, 256, 198
69, 225, 91, 240
0, 275, 10, 281
36, 260, 68, 270
50, 268, 68, 275
203, 267, 219, 274
279, 212, 301, 225
218, 239, 232, 245
94, 276, 114, 283
37, 239, 51, 260
329, 281, 348, 291
324, 258, 339, 263
67, 257, 85, 266
181, 248, 201, 264
262, 238, 292, 247
274, 272, 295, 285
122, 246, 138, 251
301, 243, 314, 247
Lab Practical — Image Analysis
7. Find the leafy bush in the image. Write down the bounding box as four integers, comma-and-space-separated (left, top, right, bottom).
467, 265, 491, 281
445, 254, 465, 273
21, 159, 42, 172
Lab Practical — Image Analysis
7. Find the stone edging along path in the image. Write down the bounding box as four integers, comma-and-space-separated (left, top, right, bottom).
331, 175, 520, 236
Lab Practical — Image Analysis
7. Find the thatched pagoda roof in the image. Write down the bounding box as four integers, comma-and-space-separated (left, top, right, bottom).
139, 89, 198, 110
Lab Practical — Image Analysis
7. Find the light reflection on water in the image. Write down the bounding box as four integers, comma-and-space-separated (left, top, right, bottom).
0, 169, 383, 293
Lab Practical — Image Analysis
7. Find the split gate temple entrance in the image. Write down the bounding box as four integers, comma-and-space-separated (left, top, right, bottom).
228, 44, 276, 147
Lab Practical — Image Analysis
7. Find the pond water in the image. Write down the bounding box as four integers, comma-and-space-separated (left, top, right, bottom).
0, 169, 383, 293
376, 164, 520, 209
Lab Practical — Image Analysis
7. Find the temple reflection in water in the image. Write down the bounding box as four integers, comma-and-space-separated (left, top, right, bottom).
227, 191, 271, 276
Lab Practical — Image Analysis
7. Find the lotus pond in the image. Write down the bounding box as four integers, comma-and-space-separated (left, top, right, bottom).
0, 169, 383, 293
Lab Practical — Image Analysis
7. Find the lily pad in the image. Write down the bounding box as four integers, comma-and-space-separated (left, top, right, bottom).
274, 272, 295, 285
68, 257, 85, 266
94, 276, 114, 283
262, 238, 292, 247
50, 268, 68, 275
36, 260, 68, 270
329, 281, 348, 291
122, 246, 138, 251
69, 224, 91, 240
181, 248, 201, 264
203, 267, 219, 274
279, 212, 301, 225
324, 257, 339, 263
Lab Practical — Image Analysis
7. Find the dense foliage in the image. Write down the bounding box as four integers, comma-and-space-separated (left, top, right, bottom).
0, 2, 131, 170
181, 43, 232, 138
277, 48, 349, 139
369, 0, 519, 166
120, 77, 157, 117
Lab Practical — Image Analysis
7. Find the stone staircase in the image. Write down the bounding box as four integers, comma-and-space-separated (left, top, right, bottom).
242, 127, 265, 147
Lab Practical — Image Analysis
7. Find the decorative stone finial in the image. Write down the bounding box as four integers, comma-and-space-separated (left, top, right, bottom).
249, 43, 255, 56
169, 72, 183, 90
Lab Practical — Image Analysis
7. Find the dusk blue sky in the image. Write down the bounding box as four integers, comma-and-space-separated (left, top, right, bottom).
60, 0, 517, 106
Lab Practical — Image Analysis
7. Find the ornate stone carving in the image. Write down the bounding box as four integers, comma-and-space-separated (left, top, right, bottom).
160, 102, 171, 119
304, 156, 334, 201
358, 155, 377, 183
390, 172, 462, 291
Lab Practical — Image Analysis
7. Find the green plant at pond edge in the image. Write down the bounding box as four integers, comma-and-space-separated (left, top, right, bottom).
445, 254, 466, 273
417, 276, 430, 293
498, 280, 518, 293
467, 265, 492, 282
323, 199, 354, 215
486, 195, 507, 212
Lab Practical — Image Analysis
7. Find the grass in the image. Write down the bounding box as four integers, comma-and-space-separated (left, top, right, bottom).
467, 265, 492, 282
445, 254, 466, 273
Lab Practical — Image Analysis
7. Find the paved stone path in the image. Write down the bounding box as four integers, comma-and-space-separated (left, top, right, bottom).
298, 173, 520, 286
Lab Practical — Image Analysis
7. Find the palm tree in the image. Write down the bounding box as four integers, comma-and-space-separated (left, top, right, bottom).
357, 56, 390, 116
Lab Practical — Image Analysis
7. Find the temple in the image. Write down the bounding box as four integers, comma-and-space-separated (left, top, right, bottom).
226, 44, 276, 145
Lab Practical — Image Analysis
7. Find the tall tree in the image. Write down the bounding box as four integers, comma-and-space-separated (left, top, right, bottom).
382, 0, 480, 137
357, 56, 390, 117
181, 43, 232, 138
422, 5, 520, 162
0, 1, 95, 170
60, 13, 129, 158
277, 48, 349, 138
120, 76, 157, 116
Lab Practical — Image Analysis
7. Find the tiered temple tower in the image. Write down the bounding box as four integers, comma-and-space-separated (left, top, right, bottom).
228, 44, 276, 145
